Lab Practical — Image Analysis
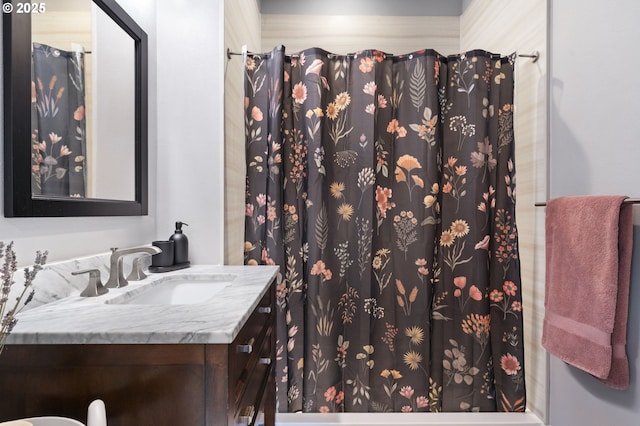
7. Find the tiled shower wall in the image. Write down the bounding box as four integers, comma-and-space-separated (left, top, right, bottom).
460, 0, 548, 421
224, 1, 548, 420
224, 0, 262, 265
261, 15, 460, 55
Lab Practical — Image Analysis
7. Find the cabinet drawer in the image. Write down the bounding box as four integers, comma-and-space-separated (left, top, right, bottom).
233, 326, 273, 426
229, 288, 273, 389
233, 323, 273, 408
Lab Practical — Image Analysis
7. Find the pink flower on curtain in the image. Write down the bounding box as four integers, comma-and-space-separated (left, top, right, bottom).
501, 353, 521, 375
292, 82, 308, 104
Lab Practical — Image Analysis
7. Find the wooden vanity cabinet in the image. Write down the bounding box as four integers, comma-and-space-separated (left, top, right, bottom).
0, 282, 275, 426
212, 285, 276, 426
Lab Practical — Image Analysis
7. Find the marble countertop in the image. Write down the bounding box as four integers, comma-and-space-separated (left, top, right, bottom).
7, 265, 279, 345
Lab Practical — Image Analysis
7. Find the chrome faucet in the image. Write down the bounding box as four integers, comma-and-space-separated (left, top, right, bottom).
104, 246, 162, 289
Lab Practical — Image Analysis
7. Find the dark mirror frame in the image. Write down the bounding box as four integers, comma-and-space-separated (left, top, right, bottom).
2, 0, 148, 217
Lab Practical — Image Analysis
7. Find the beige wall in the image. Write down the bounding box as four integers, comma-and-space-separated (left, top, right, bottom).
461, 0, 548, 421
261, 14, 459, 55
224, 0, 262, 264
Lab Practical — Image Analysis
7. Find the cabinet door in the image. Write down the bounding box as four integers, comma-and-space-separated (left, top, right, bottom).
0, 344, 207, 426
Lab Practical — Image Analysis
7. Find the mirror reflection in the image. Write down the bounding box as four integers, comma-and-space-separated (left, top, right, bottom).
30, 0, 135, 201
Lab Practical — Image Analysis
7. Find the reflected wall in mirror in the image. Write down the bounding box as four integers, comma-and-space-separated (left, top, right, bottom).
31, 1, 135, 200
3, 0, 147, 216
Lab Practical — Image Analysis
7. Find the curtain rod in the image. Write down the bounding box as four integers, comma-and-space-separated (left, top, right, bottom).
227, 48, 540, 62
535, 198, 640, 207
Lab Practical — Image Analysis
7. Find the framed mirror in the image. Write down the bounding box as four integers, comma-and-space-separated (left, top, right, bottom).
2, 0, 148, 216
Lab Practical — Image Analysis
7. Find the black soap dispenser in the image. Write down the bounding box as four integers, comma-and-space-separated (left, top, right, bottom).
170, 221, 190, 266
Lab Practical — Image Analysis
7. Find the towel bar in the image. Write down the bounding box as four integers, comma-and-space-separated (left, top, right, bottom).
535, 198, 640, 207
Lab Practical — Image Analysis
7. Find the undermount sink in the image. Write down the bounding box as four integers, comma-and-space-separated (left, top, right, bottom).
107, 273, 236, 305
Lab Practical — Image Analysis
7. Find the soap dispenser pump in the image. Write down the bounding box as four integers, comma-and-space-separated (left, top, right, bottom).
170, 221, 189, 265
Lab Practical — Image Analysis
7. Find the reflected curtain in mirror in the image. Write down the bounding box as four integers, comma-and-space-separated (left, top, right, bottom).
31, 43, 87, 198
244, 47, 526, 413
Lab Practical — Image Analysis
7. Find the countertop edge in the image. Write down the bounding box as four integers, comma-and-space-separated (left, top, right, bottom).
5, 265, 279, 345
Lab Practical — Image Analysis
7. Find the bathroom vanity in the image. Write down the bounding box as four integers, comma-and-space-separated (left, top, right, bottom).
0, 265, 278, 426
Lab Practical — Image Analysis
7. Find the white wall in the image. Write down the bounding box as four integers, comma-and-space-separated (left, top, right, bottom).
548, 0, 640, 425
0, 0, 158, 266
156, 0, 225, 264
92, 3, 135, 201
460, 0, 548, 421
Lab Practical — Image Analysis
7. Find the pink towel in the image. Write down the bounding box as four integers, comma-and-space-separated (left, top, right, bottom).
542, 195, 633, 390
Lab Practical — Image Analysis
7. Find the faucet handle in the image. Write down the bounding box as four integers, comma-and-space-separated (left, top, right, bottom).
72, 268, 109, 297
126, 254, 151, 282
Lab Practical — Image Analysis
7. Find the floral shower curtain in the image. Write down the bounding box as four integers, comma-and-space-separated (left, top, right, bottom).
32, 42, 87, 198
244, 46, 525, 413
